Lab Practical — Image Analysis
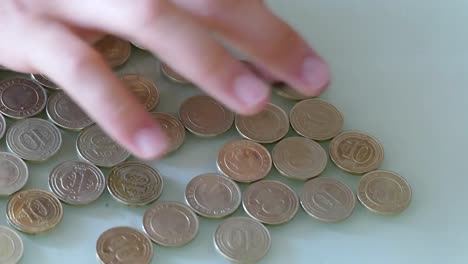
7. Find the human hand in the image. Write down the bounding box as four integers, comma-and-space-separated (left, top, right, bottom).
0, 0, 330, 159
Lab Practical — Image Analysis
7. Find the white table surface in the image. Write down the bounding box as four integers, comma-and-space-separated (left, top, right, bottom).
1, 0, 467, 263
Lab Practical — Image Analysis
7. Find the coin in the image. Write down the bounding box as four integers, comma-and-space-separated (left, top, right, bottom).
6, 118, 62, 161
94, 35, 131, 68
76, 125, 130, 167
358, 170, 411, 215
7, 189, 63, 234
272, 137, 327, 180
179, 95, 234, 137
217, 140, 272, 183
31, 74, 60, 90
290, 99, 344, 141
0, 152, 28, 196
120, 74, 160, 111
235, 103, 289, 143
0, 78, 47, 119
49, 161, 105, 205
243, 180, 299, 225
0, 226, 24, 264
185, 173, 241, 218
329, 131, 384, 174
143, 201, 199, 247
96, 226, 153, 264
107, 161, 163, 206
214, 217, 271, 263
273, 82, 314, 101
150, 112, 185, 154
0, 114, 6, 140
160, 63, 190, 84
300, 178, 356, 222
46, 91, 94, 130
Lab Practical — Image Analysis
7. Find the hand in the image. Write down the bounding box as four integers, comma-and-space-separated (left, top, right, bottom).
0, 0, 330, 160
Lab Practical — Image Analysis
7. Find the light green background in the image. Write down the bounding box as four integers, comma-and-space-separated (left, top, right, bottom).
0, 0, 466, 263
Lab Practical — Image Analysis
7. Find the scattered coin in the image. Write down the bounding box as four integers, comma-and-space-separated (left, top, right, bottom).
272, 137, 327, 180
31, 74, 60, 90
274, 82, 314, 101
217, 140, 272, 183
120, 74, 160, 111
94, 35, 131, 68
329, 131, 384, 174
179, 95, 234, 137
300, 178, 356, 222
358, 170, 411, 215
46, 91, 94, 130
0, 78, 47, 119
7, 189, 63, 234
96, 226, 153, 264
76, 125, 130, 167
214, 217, 271, 263
0, 114, 6, 140
0, 226, 24, 264
107, 161, 163, 207
290, 99, 344, 141
243, 180, 299, 225
6, 118, 62, 161
0, 152, 28, 196
150, 112, 185, 154
49, 161, 105, 205
143, 201, 199, 247
160, 63, 191, 84
185, 173, 241, 218
235, 103, 289, 143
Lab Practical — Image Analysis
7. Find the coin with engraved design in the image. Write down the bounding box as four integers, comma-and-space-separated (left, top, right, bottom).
94, 35, 131, 68
301, 178, 356, 222
49, 161, 105, 205
0, 114, 5, 140
0, 152, 28, 196
31, 74, 60, 90
185, 173, 241, 218
6, 118, 62, 161
0, 78, 47, 119
243, 180, 299, 225
0, 226, 24, 264
214, 217, 271, 263
120, 74, 160, 111
46, 91, 94, 130
217, 140, 272, 183
329, 131, 384, 174
150, 112, 185, 154
7, 189, 63, 234
160, 63, 191, 84
143, 201, 199, 247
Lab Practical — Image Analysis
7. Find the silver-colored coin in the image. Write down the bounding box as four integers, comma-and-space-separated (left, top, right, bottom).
108, 161, 163, 206
0, 152, 28, 196
235, 103, 289, 143
0, 78, 47, 119
290, 99, 344, 141
179, 95, 234, 137
214, 217, 271, 264
49, 161, 105, 205
76, 125, 130, 167
150, 112, 185, 154
243, 180, 299, 225
120, 74, 160, 111
143, 201, 199, 247
272, 137, 327, 180
274, 83, 314, 101
217, 140, 272, 183
185, 173, 241, 218
31, 74, 60, 90
358, 170, 412, 215
300, 178, 356, 222
0, 114, 6, 140
6, 118, 62, 161
46, 91, 94, 130
0, 226, 24, 264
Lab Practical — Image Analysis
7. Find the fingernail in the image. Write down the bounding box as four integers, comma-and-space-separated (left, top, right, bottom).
302, 56, 330, 92
134, 125, 168, 159
233, 74, 270, 108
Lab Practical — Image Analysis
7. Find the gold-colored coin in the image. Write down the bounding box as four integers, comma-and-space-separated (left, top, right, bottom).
273, 83, 314, 101
95, 35, 131, 68
6, 189, 63, 234
96, 226, 153, 264
329, 131, 384, 174
160, 63, 191, 84
120, 74, 160, 111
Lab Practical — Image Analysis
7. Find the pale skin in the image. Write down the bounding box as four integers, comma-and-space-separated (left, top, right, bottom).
0, 0, 330, 160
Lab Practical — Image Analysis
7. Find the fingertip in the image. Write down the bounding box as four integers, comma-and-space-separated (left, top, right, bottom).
132, 123, 170, 160
232, 74, 271, 115
300, 55, 331, 96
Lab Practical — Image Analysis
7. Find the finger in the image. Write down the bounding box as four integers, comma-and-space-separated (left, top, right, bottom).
172, 0, 330, 96
25, 19, 168, 159
18, 0, 271, 114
